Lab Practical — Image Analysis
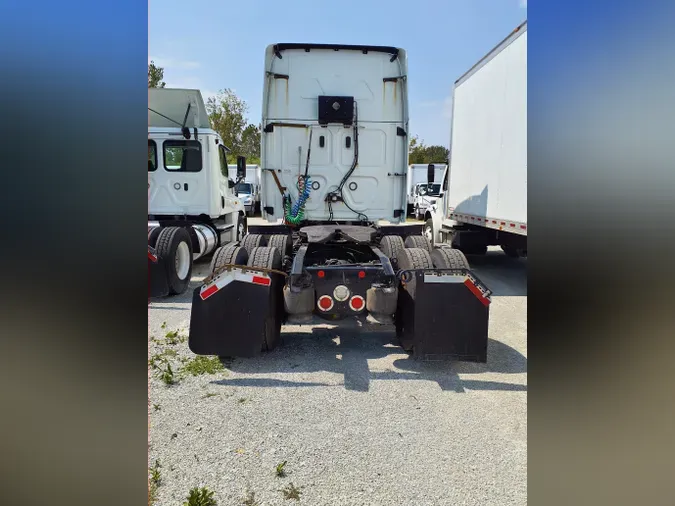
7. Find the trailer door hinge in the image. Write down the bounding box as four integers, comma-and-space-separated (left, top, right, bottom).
393, 209, 404, 218
264, 124, 274, 133
387, 172, 406, 177
397, 127, 407, 137
264, 206, 275, 215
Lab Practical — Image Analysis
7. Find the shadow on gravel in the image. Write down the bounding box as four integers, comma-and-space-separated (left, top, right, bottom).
211, 327, 526, 393
466, 251, 527, 297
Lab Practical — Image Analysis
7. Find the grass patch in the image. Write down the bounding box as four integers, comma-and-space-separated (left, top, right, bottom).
276, 461, 287, 477
182, 356, 225, 376
148, 349, 178, 370
237, 397, 249, 404
280, 483, 303, 501
158, 363, 176, 385
161, 322, 167, 329
183, 487, 217, 506
148, 460, 161, 504
202, 392, 220, 399
164, 330, 186, 345
153, 403, 161, 411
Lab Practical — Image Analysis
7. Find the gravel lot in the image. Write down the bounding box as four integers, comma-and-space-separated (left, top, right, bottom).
148, 220, 527, 506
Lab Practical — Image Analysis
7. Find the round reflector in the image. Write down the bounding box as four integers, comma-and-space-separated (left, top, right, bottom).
317, 295, 333, 311
333, 285, 350, 301
358, 271, 366, 279
349, 295, 365, 311
317, 270, 325, 278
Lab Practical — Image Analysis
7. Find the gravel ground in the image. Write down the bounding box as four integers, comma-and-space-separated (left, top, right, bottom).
148, 233, 527, 506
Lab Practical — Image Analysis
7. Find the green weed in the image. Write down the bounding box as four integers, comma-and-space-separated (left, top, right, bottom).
183, 487, 217, 506
280, 483, 303, 501
158, 363, 176, 385
182, 356, 225, 376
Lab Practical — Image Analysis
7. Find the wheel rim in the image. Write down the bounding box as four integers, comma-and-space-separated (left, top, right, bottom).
238, 221, 245, 240
175, 241, 191, 280
424, 224, 433, 243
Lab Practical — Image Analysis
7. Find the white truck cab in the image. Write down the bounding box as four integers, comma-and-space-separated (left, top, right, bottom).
229, 164, 262, 215
148, 88, 246, 296
409, 181, 442, 220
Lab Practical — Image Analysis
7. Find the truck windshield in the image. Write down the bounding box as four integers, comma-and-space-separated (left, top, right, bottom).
418, 184, 441, 197
235, 183, 252, 194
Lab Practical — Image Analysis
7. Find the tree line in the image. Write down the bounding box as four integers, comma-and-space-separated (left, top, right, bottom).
149, 61, 448, 166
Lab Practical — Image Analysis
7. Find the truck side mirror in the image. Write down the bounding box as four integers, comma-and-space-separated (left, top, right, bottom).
427, 164, 435, 184
236, 156, 246, 180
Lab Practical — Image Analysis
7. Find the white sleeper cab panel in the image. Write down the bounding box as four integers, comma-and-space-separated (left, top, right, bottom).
448, 23, 527, 228
261, 44, 409, 223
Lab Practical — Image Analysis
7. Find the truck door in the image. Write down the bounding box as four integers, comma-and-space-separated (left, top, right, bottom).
217, 144, 237, 214
150, 139, 209, 215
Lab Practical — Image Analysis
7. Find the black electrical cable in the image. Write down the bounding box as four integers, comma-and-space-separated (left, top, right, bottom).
326, 101, 370, 223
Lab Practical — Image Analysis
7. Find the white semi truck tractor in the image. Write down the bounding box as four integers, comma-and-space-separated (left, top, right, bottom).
425, 21, 527, 257
188, 43, 492, 361
148, 88, 247, 297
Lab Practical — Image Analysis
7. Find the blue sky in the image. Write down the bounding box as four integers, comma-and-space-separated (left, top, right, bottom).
149, 0, 526, 147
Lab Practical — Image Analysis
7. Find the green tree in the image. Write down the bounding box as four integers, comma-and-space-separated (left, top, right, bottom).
408, 135, 449, 164
207, 89, 248, 155
148, 61, 166, 88
207, 89, 261, 164
241, 123, 261, 164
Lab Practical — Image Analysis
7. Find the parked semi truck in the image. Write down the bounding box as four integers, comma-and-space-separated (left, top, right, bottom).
148, 88, 247, 297
406, 163, 446, 215
425, 21, 527, 257
188, 43, 492, 361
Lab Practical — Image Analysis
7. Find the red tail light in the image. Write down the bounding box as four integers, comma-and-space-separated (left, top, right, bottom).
317, 295, 333, 311
349, 295, 365, 312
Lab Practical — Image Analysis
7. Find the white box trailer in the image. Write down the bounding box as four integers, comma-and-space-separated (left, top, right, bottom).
426, 20, 527, 257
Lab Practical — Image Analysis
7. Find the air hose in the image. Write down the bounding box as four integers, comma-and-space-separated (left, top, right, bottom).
284, 176, 311, 226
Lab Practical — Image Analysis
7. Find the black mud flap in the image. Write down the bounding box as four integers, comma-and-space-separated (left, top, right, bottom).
396, 269, 490, 362
188, 268, 277, 358
149, 247, 170, 298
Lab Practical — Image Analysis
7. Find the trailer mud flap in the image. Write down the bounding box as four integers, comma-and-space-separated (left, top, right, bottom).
149, 247, 170, 298
396, 270, 490, 362
188, 268, 277, 358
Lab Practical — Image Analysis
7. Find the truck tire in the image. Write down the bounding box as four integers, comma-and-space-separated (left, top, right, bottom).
397, 247, 433, 300
148, 227, 162, 248
155, 226, 193, 295
268, 234, 292, 256
404, 235, 432, 253
247, 247, 283, 352
501, 244, 520, 258
379, 235, 405, 265
209, 245, 249, 276
430, 247, 470, 270
240, 233, 267, 256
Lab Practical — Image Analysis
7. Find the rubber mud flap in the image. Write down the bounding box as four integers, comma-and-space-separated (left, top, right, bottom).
407, 271, 490, 362
149, 253, 170, 298
188, 276, 272, 358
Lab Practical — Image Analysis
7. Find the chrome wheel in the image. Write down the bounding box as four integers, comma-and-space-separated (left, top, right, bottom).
174, 241, 191, 280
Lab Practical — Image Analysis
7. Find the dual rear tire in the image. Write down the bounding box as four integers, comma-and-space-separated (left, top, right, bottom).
154, 227, 193, 295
